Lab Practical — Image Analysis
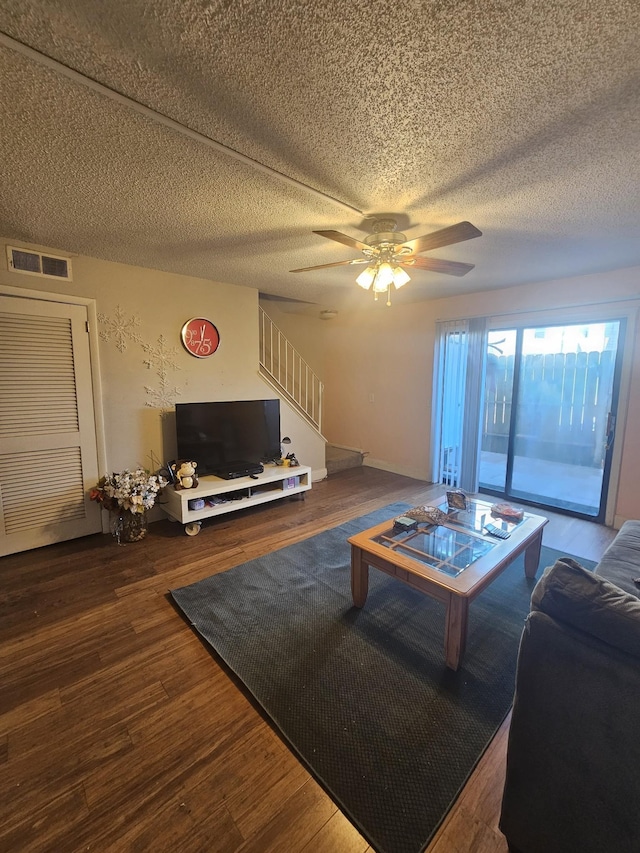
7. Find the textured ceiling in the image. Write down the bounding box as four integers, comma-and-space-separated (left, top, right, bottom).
0, 0, 639, 312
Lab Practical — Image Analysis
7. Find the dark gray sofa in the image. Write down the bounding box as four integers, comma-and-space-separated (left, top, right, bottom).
499, 520, 640, 853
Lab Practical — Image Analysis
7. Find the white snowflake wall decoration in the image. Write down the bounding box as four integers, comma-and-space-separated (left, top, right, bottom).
144, 380, 182, 409
97, 308, 185, 408
97, 305, 143, 352
142, 335, 181, 377
142, 334, 182, 408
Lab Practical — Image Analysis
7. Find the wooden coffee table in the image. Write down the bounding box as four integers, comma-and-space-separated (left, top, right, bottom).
348, 497, 548, 670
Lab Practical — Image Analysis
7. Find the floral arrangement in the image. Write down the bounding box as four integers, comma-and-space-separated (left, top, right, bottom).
90, 468, 167, 514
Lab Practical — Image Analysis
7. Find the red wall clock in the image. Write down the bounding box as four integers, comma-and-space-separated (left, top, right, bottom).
180, 318, 220, 358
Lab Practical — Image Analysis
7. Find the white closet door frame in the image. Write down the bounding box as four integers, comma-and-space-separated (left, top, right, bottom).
0, 285, 107, 554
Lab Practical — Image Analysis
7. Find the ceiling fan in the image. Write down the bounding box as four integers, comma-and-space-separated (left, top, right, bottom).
290, 218, 482, 305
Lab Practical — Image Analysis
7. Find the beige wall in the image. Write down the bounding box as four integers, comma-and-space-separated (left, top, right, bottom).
1, 240, 327, 490
270, 267, 640, 526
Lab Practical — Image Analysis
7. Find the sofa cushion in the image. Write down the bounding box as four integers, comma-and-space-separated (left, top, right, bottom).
595, 519, 640, 596
532, 556, 640, 659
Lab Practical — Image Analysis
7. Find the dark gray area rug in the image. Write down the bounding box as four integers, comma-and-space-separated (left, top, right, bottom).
170, 502, 595, 853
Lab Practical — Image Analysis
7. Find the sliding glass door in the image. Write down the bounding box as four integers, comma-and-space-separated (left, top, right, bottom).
479, 321, 624, 520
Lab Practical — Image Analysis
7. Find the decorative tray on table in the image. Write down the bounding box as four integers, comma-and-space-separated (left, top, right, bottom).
405, 505, 448, 526
490, 502, 525, 522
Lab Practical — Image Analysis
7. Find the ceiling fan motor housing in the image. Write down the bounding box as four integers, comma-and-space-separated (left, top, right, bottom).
365, 231, 407, 247
364, 220, 412, 261
365, 219, 405, 245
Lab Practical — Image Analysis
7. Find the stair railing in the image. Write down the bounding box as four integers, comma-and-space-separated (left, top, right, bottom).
259, 307, 323, 432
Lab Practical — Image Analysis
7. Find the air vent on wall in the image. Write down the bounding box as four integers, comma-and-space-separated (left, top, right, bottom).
7, 246, 72, 281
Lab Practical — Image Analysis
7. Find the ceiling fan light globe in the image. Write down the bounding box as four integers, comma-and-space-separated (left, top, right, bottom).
356, 266, 376, 289
374, 262, 394, 290
392, 267, 411, 288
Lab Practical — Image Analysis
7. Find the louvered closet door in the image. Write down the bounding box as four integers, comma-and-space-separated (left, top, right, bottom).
0, 295, 101, 556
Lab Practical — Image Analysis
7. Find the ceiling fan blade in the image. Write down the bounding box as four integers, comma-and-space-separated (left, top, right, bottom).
290, 258, 368, 273
401, 221, 482, 255
313, 230, 370, 252
400, 256, 475, 277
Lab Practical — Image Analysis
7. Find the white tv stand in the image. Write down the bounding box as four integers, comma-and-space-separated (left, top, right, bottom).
161, 464, 311, 535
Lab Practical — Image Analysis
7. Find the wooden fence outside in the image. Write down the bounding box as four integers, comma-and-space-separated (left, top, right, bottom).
482, 350, 614, 468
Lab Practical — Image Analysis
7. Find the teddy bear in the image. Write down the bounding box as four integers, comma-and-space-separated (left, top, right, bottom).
171, 460, 199, 490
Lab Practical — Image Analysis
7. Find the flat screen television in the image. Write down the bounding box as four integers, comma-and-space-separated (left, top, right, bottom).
175, 399, 281, 477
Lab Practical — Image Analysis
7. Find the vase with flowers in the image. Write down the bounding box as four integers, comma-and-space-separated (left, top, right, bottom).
90, 468, 167, 543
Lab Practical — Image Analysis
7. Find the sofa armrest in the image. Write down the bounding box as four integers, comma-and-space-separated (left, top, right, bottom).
531, 556, 640, 659
596, 519, 640, 596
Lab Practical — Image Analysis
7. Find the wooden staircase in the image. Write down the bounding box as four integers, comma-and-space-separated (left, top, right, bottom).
259, 308, 323, 432
259, 309, 365, 476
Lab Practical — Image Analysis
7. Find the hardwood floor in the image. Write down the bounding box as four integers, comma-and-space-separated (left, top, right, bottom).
0, 468, 617, 852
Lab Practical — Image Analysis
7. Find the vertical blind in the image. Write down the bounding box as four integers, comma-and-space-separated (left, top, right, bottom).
431, 317, 488, 492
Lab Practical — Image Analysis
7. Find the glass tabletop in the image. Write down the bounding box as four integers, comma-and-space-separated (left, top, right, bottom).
372, 523, 495, 577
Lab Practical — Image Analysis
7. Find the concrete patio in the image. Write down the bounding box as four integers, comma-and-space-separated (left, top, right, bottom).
479, 450, 604, 516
